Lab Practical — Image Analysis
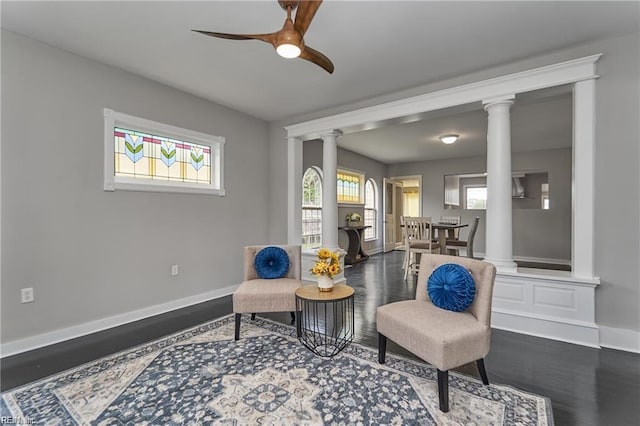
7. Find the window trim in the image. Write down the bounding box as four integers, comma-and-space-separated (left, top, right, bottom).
104, 109, 225, 195
364, 178, 378, 241
302, 167, 323, 249
464, 184, 487, 210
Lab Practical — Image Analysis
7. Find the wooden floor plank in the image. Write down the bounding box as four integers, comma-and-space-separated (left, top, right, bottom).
2, 251, 639, 425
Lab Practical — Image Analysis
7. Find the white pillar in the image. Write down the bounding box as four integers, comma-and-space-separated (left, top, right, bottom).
287, 136, 302, 245
483, 96, 518, 272
572, 79, 596, 278
321, 130, 341, 251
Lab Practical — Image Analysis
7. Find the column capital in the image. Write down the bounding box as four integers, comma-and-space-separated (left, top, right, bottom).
319, 129, 343, 140
483, 95, 515, 111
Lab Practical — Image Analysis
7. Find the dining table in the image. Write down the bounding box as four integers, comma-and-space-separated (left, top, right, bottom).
430, 222, 468, 255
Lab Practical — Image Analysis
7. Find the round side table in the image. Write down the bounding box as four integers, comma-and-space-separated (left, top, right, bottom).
295, 284, 355, 357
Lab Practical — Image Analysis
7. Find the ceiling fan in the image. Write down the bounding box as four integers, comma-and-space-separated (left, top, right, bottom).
193, 0, 334, 74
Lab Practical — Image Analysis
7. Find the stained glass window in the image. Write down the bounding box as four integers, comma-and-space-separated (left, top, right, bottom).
114, 128, 211, 184
104, 109, 224, 195
337, 170, 364, 204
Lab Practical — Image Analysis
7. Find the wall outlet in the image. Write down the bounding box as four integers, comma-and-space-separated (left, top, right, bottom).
21, 288, 34, 304
171, 265, 179, 276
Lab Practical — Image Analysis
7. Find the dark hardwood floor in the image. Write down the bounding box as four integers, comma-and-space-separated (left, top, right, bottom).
2, 251, 639, 425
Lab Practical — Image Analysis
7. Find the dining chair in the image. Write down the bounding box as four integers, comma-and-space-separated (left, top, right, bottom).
439, 215, 462, 239
402, 216, 441, 280
446, 216, 480, 258
377, 253, 497, 412
233, 245, 302, 340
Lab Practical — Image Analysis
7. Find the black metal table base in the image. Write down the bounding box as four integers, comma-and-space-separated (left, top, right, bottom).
296, 295, 355, 357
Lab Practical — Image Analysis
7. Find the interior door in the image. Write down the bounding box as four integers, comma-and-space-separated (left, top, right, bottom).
383, 178, 401, 252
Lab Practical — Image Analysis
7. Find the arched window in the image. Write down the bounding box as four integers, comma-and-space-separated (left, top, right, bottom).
302, 167, 323, 249
364, 179, 378, 241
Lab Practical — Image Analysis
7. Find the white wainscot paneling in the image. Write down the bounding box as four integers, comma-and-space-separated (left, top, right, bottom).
492, 270, 599, 348
533, 285, 577, 311
493, 281, 526, 304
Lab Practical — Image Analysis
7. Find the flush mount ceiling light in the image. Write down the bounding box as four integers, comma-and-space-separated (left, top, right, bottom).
439, 134, 459, 144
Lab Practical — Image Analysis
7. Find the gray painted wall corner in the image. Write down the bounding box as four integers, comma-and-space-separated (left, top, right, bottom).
1, 31, 271, 343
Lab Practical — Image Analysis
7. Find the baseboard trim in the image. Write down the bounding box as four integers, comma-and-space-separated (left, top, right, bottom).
0, 285, 239, 358
599, 326, 640, 353
366, 247, 384, 255
492, 308, 601, 348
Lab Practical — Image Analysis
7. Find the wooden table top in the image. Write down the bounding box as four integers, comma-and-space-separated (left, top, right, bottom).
295, 284, 354, 301
433, 222, 468, 229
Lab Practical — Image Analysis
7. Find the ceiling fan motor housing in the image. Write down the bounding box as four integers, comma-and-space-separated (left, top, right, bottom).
278, 1, 300, 11
277, 18, 304, 51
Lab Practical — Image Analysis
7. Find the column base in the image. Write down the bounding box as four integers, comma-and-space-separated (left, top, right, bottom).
483, 258, 518, 273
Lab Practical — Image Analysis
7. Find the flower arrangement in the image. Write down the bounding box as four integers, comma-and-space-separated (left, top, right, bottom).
310, 248, 342, 278
345, 212, 362, 223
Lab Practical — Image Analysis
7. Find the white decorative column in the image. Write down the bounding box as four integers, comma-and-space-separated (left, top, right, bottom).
483, 96, 518, 272
572, 79, 596, 279
320, 130, 341, 251
287, 136, 303, 245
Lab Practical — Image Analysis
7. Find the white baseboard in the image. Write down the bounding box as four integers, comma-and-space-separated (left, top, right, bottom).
492, 308, 601, 348
0, 284, 239, 358
366, 247, 384, 255
3, 280, 637, 357
599, 326, 640, 353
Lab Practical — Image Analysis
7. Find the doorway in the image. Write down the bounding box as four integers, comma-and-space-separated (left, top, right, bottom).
383, 175, 422, 251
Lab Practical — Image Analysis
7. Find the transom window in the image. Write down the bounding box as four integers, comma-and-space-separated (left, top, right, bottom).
364, 179, 378, 241
302, 167, 323, 249
104, 109, 224, 195
337, 169, 364, 204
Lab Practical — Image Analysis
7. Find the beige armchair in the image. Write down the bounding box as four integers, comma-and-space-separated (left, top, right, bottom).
377, 254, 496, 412
233, 245, 302, 340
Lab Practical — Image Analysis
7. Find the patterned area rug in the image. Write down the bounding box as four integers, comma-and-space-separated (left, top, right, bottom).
1, 315, 553, 425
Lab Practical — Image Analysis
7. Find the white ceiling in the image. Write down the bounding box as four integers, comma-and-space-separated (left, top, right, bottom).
339, 89, 574, 163
2, 1, 638, 123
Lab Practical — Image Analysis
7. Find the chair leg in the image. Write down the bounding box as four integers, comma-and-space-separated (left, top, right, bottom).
290, 311, 295, 325
402, 250, 410, 280
251, 313, 256, 321
234, 313, 241, 341
378, 333, 387, 364
437, 369, 449, 412
476, 359, 490, 385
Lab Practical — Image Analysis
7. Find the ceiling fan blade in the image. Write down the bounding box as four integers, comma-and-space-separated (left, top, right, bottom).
294, 0, 323, 35
192, 30, 277, 45
300, 45, 334, 74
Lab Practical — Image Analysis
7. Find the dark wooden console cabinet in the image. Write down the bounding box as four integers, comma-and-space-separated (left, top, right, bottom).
338, 225, 371, 265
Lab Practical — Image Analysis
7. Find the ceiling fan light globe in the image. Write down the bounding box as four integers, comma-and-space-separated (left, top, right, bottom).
276, 43, 301, 58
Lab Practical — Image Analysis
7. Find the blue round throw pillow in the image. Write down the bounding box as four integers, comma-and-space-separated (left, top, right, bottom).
427, 263, 476, 312
254, 246, 290, 279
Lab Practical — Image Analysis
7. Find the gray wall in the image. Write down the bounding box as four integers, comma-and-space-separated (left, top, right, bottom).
303, 140, 387, 254
269, 32, 640, 332
388, 148, 572, 262
1, 31, 270, 343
